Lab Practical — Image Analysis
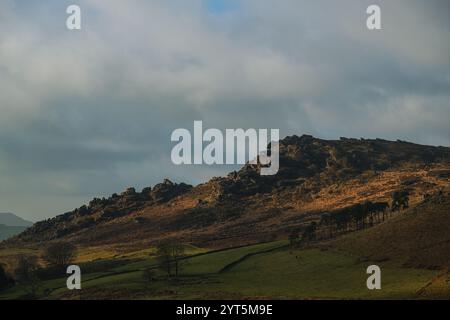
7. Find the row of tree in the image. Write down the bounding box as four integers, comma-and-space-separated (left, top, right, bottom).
290, 190, 410, 245
320, 200, 390, 237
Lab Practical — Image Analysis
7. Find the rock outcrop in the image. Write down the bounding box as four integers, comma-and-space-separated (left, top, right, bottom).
5, 135, 449, 246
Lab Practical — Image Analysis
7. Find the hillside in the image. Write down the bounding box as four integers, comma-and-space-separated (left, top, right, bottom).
324, 191, 450, 269
3, 136, 450, 253
0, 135, 449, 300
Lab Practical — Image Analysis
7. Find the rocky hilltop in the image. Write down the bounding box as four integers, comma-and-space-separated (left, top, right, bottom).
5, 135, 450, 249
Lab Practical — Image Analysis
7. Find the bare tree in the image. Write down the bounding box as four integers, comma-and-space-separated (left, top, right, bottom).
42, 241, 76, 270
156, 241, 186, 278
288, 231, 300, 246
14, 255, 41, 298
0, 262, 13, 291
142, 267, 157, 288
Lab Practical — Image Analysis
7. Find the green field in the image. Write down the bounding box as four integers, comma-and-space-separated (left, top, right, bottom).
0, 240, 441, 300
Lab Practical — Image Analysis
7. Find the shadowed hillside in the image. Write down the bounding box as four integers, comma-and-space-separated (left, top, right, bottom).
324, 191, 450, 269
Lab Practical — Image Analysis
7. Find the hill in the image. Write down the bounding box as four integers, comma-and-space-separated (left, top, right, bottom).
0, 213, 33, 227
3, 136, 450, 253
0, 225, 29, 242
0, 135, 449, 300
0, 213, 33, 241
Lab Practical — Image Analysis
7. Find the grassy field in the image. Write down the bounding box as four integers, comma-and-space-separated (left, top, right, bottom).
215, 248, 436, 299
1, 239, 444, 300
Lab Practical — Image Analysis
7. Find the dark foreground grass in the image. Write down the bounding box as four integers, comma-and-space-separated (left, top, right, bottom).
0, 241, 442, 300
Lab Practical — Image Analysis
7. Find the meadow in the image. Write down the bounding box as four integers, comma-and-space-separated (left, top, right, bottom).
0, 239, 440, 300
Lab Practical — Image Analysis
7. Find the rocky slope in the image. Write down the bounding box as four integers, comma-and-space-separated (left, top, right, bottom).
4, 135, 450, 250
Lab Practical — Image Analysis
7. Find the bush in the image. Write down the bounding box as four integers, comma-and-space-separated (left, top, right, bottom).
0, 263, 14, 291
42, 241, 76, 270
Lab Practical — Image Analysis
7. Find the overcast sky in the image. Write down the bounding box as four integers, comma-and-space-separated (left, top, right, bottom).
0, 0, 449, 221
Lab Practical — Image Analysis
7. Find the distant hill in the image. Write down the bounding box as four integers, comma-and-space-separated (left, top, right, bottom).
0, 213, 33, 227
0, 225, 29, 241
0, 213, 32, 241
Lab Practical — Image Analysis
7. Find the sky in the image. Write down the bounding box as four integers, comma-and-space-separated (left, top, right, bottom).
0, 0, 449, 221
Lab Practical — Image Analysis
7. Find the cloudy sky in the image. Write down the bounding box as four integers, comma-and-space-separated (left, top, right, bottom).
0, 0, 449, 221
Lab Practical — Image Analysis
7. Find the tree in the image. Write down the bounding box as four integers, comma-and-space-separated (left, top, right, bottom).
142, 267, 157, 288
0, 263, 13, 291
362, 201, 375, 227
288, 231, 300, 246
391, 190, 409, 212
42, 241, 76, 270
349, 204, 365, 230
336, 210, 349, 233
302, 222, 317, 242
372, 201, 389, 221
14, 255, 41, 298
156, 241, 186, 278
320, 214, 334, 238
156, 244, 173, 277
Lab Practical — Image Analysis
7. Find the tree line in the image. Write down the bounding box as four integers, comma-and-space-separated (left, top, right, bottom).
290, 190, 410, 246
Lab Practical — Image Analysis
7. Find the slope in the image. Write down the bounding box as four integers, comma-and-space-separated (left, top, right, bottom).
325, 191, 450, 269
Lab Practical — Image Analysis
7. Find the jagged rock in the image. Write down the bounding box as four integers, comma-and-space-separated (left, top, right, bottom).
74, 205, 91, 217
141, 187, 152, 200
122, 187, 136, 196
151, 179, 193, 203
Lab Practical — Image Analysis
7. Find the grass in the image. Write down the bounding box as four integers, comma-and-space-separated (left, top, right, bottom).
129, 247, 435, 300
182, 241, 287, 275
214, 248, 435, 299
0, 240, 443, 300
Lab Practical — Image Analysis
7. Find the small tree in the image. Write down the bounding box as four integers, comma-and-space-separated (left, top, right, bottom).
42, 241, 76, 270
0, 263, 14, 291
156, 244, 172, 277
142, 267, 157, 288
14, 255, 41, 298
302, 222, 317, 242
156, 241, 186, 278
288, 231, 300, 247
171, 244, 186, 278
372, 201, 389, 222
391, 190, 410, 212
320, 213, 334, 238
